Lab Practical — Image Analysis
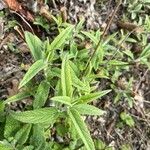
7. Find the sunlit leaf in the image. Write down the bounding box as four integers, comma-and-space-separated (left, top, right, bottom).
61, 55, 73, 97
74, 90, 111, 104
11, 108, 59, 124
73, 104, 105, 116
69, 108, 95, 150
25, 31, 43, 61
0, 143, 12, 150
81, 31, 98, 45
51, 96, 72, 106
50, 25, 74, 50
4, 91, 31, 104
108, 60, 129, 66
120, 112, 135, 127
19, 59, 47, 88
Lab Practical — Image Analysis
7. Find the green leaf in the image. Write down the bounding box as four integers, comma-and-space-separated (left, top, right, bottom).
0, 101, 5, 112
69, 108, 95, 150
11, 108, 59, 124
96, 43, 104, 64
143, 0, 150, 3
19, 59, 47, 88
94, 139, 106, 150
33, 80, 50, 109
120, 112, 135, 127
72, 104, 105, 116
51, 96, 72, 106
132, 4, 142, 12
140, 44, 150, 59
81, 31, 98, 45
50, 25, 74, 50
70, 67, 89, 92
15, 124, 32, 146
4, 91, 31, 104
56, 124, 68, 137
4, 116, 21, 139
22, 146, 34, 150
76, 18, 85, 31
25, 31, 43, 61
123, 50, 134, 60
61, 55, 73, 97
0, 123, 4, 140
74, 90, 111, 104
108, 60, 129, 66
31, 124, 46, 150
0, 143, 12, 150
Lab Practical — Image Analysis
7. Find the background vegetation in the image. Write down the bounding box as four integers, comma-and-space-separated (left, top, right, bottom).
0, 0, 150, 150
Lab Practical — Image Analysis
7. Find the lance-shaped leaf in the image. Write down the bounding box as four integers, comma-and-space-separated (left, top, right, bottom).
61, 55, 73, 97
19, 59, 47, 88
140, 44, 150, 59
31, 124, 46, 149
50, 25, 74, 50
81, 31, 98, 45
70, 66, 89, 92
51, 96, 72, 106
72, 104, 105, 116
15, 124, 32, 146
25, 31, 43, 61
4, 91, 31, 104
74, 90, 111, 104
4, 116, 21, 139
69, 108, 95, 150
33, 80, 50, 109
11, 108, 59, 124
108, 60, 129, 66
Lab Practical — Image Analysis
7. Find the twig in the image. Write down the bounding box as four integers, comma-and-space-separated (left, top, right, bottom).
14, 26, 24, 39
101, 0, 122, 39
82, 0, 122, 76
52, 0, 58, 10
10, 10, 34, 34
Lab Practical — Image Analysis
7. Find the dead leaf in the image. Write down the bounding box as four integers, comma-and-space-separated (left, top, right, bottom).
4, 0, 22, 11
7, 78, 19, 96
60, 6, 67, 22
4, 0, 34, 21
40, 5, 52, 21
117, 21, 144, 33
17, 42, 29, 53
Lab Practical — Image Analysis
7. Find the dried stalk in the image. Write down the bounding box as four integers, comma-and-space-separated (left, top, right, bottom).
82, 0, 122, 76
